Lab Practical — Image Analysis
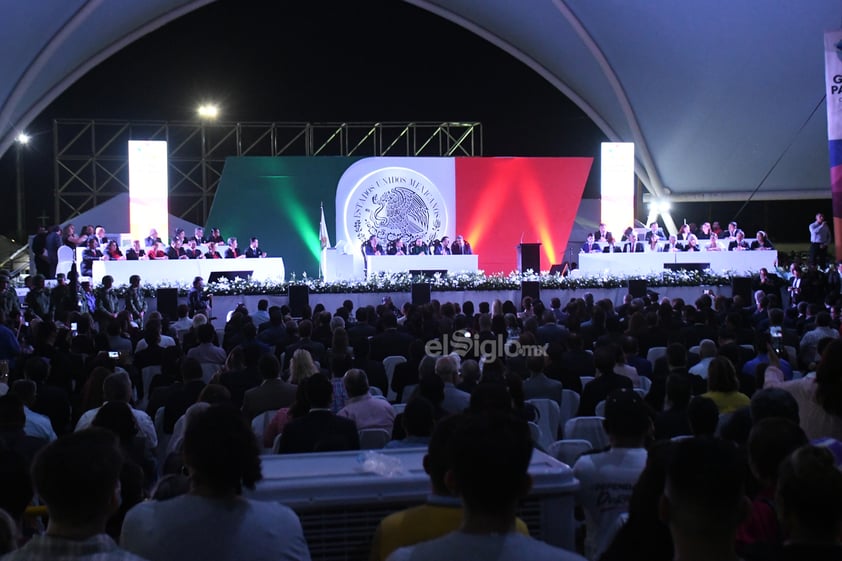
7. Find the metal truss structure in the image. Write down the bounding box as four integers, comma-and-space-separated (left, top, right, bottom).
53, 120, 483, 226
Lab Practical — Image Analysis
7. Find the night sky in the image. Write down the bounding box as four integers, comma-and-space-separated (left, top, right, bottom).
0, 0, 606, 240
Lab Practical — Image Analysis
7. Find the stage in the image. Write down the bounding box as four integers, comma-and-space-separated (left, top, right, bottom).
145, 285, 732, 331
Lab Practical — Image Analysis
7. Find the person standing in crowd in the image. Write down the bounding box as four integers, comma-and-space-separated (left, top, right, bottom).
125, 274, 147, 326
809, 212, 831, 267
188, 276, 211, 318
144, 228, 162, 248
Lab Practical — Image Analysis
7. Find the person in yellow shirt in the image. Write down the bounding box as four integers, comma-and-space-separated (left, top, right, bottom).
370, 414, 529, 561
702, 357, 750, 414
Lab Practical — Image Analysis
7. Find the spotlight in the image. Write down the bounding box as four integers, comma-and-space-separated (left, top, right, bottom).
15, 132, 30, 145
197, 104, 219, 120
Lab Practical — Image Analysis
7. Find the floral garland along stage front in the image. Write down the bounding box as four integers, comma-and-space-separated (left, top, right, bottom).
91, 269, 737, 298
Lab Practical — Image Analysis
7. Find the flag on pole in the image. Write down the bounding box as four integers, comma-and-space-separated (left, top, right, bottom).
825, 31, 842, 263
319, 202, 330, 250
319, 203, 330, 279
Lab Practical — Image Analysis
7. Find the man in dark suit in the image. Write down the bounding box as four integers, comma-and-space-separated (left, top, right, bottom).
368, 313, 415, 361
580, 233, 600, 254
577, 344, 633, 416
44, 225, 62, 279
245, 237, 267, 258
434, 236, 453, 255
364, 235, 384, 256
450, 235, 472, 255
283, 319, 326, 370
278, 373, 360, 453
622, 233, 645, 253
594, 223, 612, 243
242, 354, 297, 420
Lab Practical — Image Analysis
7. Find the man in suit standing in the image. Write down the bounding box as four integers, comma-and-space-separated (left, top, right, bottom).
44, 225, 62, 279
595, 223, 612, 243
278, 373, 360, 453
242, 354, 297, 421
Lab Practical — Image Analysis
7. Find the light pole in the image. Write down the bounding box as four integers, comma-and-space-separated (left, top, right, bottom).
197, 104, 219, 224
15, 132, 30, 242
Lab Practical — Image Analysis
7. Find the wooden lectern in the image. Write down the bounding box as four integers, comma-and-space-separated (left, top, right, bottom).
517, 243, 542, 273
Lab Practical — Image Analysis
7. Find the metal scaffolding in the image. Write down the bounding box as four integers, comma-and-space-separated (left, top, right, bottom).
53, 120, 483, 226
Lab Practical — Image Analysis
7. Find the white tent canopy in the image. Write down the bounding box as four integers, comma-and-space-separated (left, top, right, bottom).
1, 0, 838, 202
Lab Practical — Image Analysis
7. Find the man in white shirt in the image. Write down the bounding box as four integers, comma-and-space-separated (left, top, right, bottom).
75, 372, 157, 449
688, 339, 717, 380
799, 311, 839, 367
573, 388, 649, 560
134, 313, 176, 353
12, 379, 57, 442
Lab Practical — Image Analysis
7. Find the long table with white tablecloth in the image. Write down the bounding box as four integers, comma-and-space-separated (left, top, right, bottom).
577, 250, 777, 275
365, 254, 479, 279
91, 257, 285, 285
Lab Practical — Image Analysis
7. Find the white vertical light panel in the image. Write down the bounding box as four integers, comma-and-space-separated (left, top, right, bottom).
600, 142, 635, 236
129, 141, 169, 243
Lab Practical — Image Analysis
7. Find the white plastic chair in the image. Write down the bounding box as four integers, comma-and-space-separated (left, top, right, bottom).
401, 384, 418, 404
140, 365, 162, 409
199, 362, 220, 384
56, 245, 74, 277
272, 433, 282, 453
559, 389, 581, 437
646, 346, 667, 365
526, 398, 561, 450
580, 376, 595, 388
392, 403, 407, 415
154, 407, 170, 468
595, 400, 606, 417
528, 421, 543, 448
359, 428, 392, 450
688, 345, 701, 355
251, 410, 277, 454
382, 355, 407, 402
639, 376, 652, 394
547, 439, 592, 467
564, 416, 608, 450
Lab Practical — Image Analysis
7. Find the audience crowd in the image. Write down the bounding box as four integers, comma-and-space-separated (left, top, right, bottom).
3, 248, 842, 560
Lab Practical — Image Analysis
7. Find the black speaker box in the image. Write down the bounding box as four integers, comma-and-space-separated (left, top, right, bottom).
731, 276, 753, 302
289, 285, 310, 318
628, 279, 647, 299
411, 283, 431, 306
521, 280, 540, 302
156, 288, 179, 322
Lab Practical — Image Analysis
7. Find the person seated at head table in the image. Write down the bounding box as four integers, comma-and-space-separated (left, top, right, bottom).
595, 223, 612, 243
645, 236, 662, 252
602, 233, 620, 253
683, 234, 701, 251
148, 241, 168, 259
697, 221, 712, 239
676, 223, 691, 244
204, 241, 222, 259
388, 239, 407, 255
125, 240, 147, 261
410, 238, 429, 255
192, 227, 207, 245
727, 229, 751, 251
144, 228, 162, 248
751, 230, 775, 250
704, 232, 722, 251
581, 233, 601, 254
662, 235, 683, 252
103, 240, 124, 260
225, 237, 246, 259
450, 235, 472, 255
184, 239, 205, 259
207, 227, 224, 244
166, 238, 188, 260
622, 233, 645, 253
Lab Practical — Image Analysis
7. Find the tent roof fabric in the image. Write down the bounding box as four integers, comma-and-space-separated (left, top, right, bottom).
1, 0, 838, 199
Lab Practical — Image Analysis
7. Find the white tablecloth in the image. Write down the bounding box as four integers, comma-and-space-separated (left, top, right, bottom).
365, 254, 479, 279
578, 250, 777, 275
91, 257, 285, 285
